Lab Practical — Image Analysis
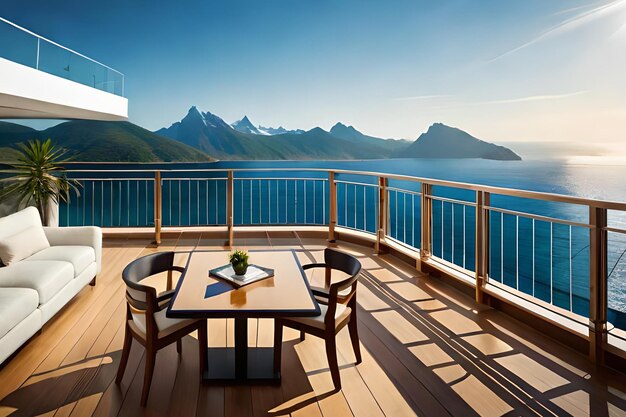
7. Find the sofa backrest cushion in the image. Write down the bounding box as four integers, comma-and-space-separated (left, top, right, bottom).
0, 225, 50, 266
0, 207, 43, 239
0, 207, 49, 266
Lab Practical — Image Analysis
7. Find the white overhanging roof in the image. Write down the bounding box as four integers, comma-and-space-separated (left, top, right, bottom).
0, 17, 128, 121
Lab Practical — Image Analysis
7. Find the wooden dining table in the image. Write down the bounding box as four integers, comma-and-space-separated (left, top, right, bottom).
167, 250, 320, 383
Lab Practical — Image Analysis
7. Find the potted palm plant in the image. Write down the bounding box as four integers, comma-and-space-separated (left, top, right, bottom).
0, 139, 80, 226
229, 249, 249, 276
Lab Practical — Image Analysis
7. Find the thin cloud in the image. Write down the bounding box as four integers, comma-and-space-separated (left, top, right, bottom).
489, 0, 626, 62
481, 91, 588, 105
402, 91, 588, 110
393, 94, 453, 101
552, 0, 609, 17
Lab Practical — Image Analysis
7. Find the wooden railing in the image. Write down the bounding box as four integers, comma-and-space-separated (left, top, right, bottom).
57, 166, 626, 365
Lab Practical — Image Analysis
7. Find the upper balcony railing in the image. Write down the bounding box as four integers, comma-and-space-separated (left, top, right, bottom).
29, 165, 626, 365
0, 17, 124, 96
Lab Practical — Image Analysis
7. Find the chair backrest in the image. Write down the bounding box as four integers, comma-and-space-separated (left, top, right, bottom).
123, 251, 176, 285
122, 251, 177, 338
324, 248, 361, 277
323, 248, 361, 328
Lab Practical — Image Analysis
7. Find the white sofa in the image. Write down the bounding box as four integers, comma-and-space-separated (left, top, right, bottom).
0, 207, 102, 364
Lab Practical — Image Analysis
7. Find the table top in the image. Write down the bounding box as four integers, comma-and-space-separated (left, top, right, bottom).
167, 250, 321, 319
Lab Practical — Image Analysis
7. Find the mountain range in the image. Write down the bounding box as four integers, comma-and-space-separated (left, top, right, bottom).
155, 106, 400, 160
0, 106, 521, 162
155, 106, 520, 161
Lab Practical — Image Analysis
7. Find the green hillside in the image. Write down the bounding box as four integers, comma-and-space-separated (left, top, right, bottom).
0, 121, 213, 162
0, 122, 38, 142
329, 122, 408, 157
257, 128, 390, 160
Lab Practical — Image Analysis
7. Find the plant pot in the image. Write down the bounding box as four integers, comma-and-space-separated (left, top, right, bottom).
232, 261, 248, 276
46, 198, 59, 227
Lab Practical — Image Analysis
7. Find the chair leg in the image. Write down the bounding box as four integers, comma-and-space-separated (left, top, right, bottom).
198, 321, 208, 376
89, 276, 96, 286
348, 309, 362, 365
176, 339, 182, 355
273, 321, 283, 375
115, 324, 132, 385
325, 336, 341, 391
300, 331, 305, 342
141, 348, 157, 407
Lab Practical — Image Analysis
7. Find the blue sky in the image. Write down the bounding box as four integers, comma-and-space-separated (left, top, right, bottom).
3, 0, 626, 160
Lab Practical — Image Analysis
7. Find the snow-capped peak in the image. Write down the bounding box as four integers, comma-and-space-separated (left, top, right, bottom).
231, 116, 269, 135
184, 107, 231, 129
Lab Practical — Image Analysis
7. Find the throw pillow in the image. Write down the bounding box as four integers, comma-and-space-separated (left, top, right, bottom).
0, 226, 50, 265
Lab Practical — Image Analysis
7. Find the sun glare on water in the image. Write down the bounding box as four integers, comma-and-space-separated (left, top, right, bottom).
566, 155, 626, 166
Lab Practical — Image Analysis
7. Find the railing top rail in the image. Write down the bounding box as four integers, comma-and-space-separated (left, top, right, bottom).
484, 205, 592, 229
0, 16, 124, 76
8, 165, 625, 211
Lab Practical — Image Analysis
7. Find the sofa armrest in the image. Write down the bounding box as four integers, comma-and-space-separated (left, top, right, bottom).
43, 226, 102, 274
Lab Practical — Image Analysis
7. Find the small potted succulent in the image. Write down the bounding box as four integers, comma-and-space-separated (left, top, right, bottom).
229, 249, 249, 276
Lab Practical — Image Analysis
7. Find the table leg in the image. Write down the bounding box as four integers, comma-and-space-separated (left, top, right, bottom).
234, 317, 248, 379
202, 318, 279, 383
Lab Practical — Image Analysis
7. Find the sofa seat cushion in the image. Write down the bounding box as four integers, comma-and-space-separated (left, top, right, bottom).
0, 287, 39, 339
0, 261, 74, 304
26, 246, 96, 277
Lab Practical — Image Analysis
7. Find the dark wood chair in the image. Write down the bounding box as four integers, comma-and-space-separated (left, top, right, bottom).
115, 251, 207, 406
273, 248, 362, 391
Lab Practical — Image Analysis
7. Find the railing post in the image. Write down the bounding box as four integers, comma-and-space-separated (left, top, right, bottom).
589, 206, 608, 364
154, 171, 162, 246
227, 170, 234, 248
328, 171, 337, 242
376, 176, 388, 253
475, 191, 490, 304
420, 183, 432, 263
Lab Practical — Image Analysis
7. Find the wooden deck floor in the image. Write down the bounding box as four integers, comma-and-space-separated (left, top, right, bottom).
1, 231, 626, 417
